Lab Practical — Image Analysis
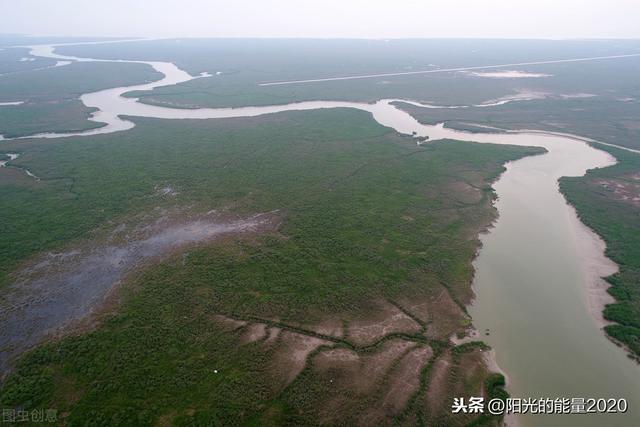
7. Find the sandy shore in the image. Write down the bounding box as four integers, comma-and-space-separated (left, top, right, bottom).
566, 202, 618, 328
481, 350, 520, 427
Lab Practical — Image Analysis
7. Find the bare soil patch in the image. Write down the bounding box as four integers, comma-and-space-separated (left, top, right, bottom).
425, 351, 453, 416
347, 299, 422, 346
271, 331, 330, 388
0, 209, 278, 374
239, 323, 268, 344
423, 289, 467, 340
380, 345, 433, 415
597, 177, 640, 208
209, 296, 499, 425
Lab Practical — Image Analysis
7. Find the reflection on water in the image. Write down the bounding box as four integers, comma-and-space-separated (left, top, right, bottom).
6, 43, 640, 426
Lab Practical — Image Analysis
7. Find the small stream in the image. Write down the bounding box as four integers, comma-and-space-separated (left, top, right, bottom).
0, 153, 39, 180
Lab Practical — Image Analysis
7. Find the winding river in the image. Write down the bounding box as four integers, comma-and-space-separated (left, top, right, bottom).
3, 43, 640, 425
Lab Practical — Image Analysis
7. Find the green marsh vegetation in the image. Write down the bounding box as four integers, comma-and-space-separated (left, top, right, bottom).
0, 61, 161, 138
0, 47, 56, 74
0, 108, 541, 306
0, 101, 101, 138
0, 109, 539, 424
0, 61, 161, 103
0, 37, 637, 423
2, 36, 639, 421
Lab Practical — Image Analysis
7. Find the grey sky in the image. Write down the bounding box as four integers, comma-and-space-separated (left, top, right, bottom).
1, 0, 639, 39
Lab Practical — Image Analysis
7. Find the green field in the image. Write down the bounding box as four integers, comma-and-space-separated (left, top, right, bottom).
0, 110, 538, 424
0, 47, 56, 74
0, 101, 102, 138
2, 37, 640, 424
0, 61, 161, 138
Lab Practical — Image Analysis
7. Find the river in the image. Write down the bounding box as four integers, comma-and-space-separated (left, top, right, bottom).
3, 42, 639, 426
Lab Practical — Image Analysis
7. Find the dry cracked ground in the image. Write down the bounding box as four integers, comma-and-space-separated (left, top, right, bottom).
211, 292, 498, 426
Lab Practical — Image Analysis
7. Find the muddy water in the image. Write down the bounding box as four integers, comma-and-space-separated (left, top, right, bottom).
4, 44, 639, 425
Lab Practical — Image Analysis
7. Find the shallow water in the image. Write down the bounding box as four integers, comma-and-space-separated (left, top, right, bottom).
0, 153, 19, 167
0, 153, 39, 180
4, 43, 640, 425
0, 214, 270, 374
466, 70, 551, 78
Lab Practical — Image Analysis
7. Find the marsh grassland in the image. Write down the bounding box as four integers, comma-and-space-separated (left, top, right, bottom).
0, 109, 541, 425
0, 61, 161, 138
2, 37, 640, 426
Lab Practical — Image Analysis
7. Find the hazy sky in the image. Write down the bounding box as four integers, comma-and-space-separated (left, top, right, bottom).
1, 0, 639, 39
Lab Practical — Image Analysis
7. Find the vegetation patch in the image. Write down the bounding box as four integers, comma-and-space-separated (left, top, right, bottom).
0, 109, 541, 424
0, 61, 161, 138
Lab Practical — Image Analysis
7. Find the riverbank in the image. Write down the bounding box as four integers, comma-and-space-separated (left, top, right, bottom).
560, 144, 640, 361
396, 100, 640, 364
